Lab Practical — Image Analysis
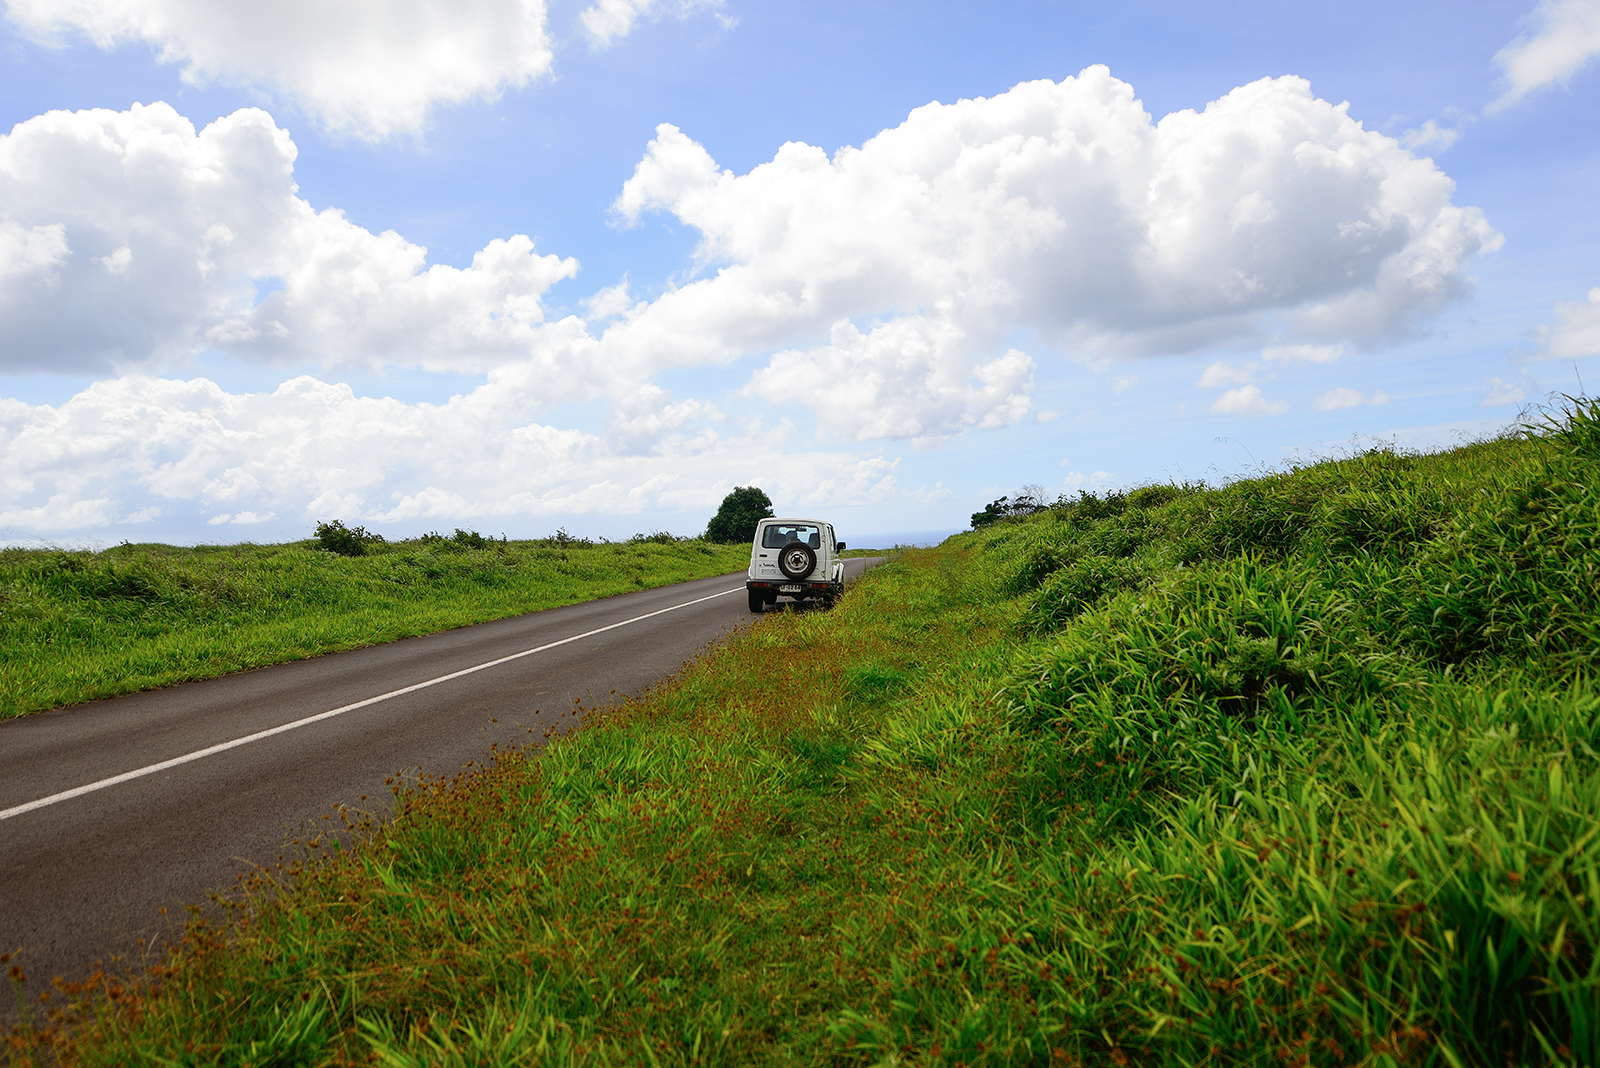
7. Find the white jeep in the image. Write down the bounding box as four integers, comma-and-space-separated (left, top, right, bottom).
745, 517, 846, 612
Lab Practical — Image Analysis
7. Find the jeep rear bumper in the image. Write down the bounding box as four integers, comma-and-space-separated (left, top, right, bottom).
746, 578, 837, 594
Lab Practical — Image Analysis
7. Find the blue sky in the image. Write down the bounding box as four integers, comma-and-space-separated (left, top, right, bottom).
1, 0, 1597, 545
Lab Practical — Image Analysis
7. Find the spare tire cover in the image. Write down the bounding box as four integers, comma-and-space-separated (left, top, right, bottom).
778, 542, 817, 579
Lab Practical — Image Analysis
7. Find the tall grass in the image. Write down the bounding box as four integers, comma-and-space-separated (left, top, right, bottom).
0, 536, 749, 719
9, 404, 1599, 1065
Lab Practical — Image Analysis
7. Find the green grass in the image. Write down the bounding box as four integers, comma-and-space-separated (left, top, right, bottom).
0, 535, 751, 719
9, 403, 1600, 1066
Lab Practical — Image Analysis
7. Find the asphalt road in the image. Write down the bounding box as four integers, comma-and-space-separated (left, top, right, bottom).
0, 560, 879, 1004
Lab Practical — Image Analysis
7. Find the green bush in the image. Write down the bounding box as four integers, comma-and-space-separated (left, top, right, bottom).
629, 530, 682, 545
314, 519, 385, 557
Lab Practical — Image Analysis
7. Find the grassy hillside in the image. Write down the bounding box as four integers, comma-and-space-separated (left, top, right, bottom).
9, 403, 1599, 1066
0, 534, 750, 719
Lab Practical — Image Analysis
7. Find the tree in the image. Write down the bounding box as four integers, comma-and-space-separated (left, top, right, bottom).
705, 486, 774, 543
970, 485, 1052, 529
970, 498, 1009, 529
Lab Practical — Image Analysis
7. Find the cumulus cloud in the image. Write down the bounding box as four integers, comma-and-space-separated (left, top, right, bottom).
1314, 387, 1390, 411
743, 317, 1032, 445
0, 218, 69, 281
6, 71, 1496, 436
3, 0, 553, 139
1541, 287, 1600, 357
578, 0, 724, 48
581, 275, 637, 322
610, 67, 1494, 432
1489, 0, 1600, 113
0, 374, 901, 535
0, 103, 583, 378
1210, 385, 1287, 417
0, 69, 1506, 533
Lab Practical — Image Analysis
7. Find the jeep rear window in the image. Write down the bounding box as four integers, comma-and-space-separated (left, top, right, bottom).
761, 524, 821, 549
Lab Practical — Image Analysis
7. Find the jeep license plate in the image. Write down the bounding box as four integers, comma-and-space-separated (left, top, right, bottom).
779, 584, 802, 593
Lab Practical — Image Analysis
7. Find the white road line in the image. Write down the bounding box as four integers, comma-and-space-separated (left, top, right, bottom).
0, 586, 744, 822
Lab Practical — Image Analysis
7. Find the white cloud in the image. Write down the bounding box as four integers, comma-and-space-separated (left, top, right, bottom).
6, 72, 1497, 442
578, 0, 723, 48
601, 382, 720, 456
1061, 469, 1113, 491
1210, 385, 1287, 416
1542, 287, 1600, 357
0, 69, 1505, 534
742, 317, 1033, 445
3, 0, 554, 140
612, 68, 1494, 417
1263, 343, 1343, 364
1490, 0, 1600, 112
1196, 361, 1254, 387
0, 374, 903, 536
581, 275, 637, 322
0, 218, 69, 281
579, 0, 649, 46
1400, 120, 1460, 154
1314, 387, 1390, 411
0, 103, 583, 379
1482, 376, 1527, 406
1314, 387, 1363, 411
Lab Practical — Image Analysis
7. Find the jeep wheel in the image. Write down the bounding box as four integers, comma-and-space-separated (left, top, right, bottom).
778, 543, 817, 578
748, 589, 764, 613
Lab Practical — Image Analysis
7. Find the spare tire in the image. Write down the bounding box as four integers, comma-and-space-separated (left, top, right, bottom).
778, 542, 816, 579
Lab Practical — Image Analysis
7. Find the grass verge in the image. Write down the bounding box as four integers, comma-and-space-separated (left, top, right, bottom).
7, 402, 1599, 1065
0, 535, 749, 720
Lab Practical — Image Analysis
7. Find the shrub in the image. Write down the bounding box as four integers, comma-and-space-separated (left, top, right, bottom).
547, 526, 593, 548
1123, 482, 1194, 511
1053, 487, 1128, 527
313, 520, 384, 557
629, 530, 682, 545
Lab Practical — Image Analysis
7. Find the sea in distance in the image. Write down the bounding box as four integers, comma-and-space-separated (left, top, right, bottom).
844, 529, 963, 550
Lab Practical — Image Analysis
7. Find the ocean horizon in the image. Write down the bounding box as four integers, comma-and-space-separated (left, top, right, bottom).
845, 529, 964, 550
